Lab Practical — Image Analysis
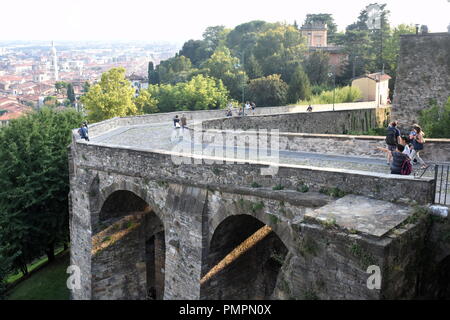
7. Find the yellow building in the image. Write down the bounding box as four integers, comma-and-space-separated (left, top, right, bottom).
351, 73, 391, 106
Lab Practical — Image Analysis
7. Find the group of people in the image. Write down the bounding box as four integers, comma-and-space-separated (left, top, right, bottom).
377, 121, 428, 175
225, 101, 256, 117
173, 114, 188, 129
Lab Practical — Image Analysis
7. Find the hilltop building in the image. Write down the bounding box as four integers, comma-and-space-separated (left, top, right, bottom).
300, 21, 347, 75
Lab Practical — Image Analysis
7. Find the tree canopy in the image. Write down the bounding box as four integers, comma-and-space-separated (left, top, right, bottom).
81, 67, 137, 122
0, 108, 84, 276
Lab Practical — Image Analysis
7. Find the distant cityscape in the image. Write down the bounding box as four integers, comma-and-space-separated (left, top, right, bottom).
0, 40, 180, 125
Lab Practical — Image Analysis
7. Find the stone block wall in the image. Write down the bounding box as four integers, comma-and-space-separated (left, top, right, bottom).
202, 108, 390, 134
200, 129, 450, 162
73, 142, 435, 205
392, 33, 450, 129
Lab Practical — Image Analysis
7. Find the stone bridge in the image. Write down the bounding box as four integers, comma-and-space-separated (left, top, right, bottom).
69, 105, 450, 300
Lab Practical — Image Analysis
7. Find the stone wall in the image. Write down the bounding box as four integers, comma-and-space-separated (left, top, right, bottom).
69, 136, 441, 300
202, 108, 391, 134
85, 101, 378, 138
393, 33, 450, 129
200, 129, 450, 162
72, 140, 434, 205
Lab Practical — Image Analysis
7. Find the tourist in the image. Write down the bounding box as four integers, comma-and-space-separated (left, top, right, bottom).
78, 122, 89, 141
307, 105, 313, 112
226, 109, 233, 117
181, 114, 187, 129
410, 125, 428, 169
251, 101, 256, 110
399, 135, 412, 158
173, 115, 180, 128
385, 121, 401, 165
377, 144, 412, 175
245, 101, 251, 110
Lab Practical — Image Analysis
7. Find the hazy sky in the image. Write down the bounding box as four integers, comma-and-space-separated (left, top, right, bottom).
1, 0, 449, 43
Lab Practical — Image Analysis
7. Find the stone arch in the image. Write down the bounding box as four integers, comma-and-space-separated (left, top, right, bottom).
208, 204, 296, 250
201, 213, 289, 300
90, 183, 166, 300
90, 179, 166, 231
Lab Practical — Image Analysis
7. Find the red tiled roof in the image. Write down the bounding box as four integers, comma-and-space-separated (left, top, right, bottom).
0, 102, 32, 121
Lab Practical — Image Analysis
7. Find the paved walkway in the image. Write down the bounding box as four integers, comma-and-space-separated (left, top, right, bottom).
89, 123, 423, 176
87, 122, 449, 204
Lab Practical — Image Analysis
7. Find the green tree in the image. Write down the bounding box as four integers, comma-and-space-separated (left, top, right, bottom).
287, 66, 312, 104
148, 74, 229, 112
148, 61, 154, 85
82, 81, 90, 93
43, 96, 58, 107
0, 108, 84, 274
54, 81, 68, 93
202, 26, 230, 54
304, 50, 331, 85
0, 252, 16, 299
178, 39, 211, 68
383, 24, 416, 79
155, 55, 195, 85
246, 74, 288, 107
134, 90, 159, 114
81, 67, 137, 122
67, 83, 75, 105
202, 47, 249, 101
419, 97, 450, 138
253, 24, 307, 82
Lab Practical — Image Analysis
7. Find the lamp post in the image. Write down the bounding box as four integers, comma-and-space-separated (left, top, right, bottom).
240, 51, 245, 116
328, 72, 336, 111
235, 51, 245, 116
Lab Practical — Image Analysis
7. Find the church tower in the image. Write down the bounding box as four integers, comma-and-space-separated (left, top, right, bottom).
50, 41, 59, 81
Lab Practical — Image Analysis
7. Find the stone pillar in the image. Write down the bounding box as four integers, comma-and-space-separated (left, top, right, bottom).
69, 170, 94, 300
163, 184, 208, 299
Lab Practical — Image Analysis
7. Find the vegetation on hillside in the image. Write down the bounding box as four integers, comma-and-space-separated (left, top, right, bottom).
420, 97, 450, 138
0, 108, 84, 280
298, 86, 362, 105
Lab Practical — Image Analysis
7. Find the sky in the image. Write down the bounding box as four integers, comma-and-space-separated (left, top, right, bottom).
1, 0, 449, 43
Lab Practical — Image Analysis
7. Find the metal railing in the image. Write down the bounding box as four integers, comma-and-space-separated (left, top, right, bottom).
434, 164, 450, 205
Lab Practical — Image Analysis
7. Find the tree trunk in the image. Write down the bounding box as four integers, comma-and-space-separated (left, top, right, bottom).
20, 264, 28, 276
46, 243, 55, 262
63, 242, 68, 251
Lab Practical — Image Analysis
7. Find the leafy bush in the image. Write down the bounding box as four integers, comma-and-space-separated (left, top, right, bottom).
148, 74, 229, 113
298, 86, 362, 105
246, 74, 288, 107
419, 97, 450, 138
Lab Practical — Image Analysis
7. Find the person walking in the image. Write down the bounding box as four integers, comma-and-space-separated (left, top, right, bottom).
410, 125, 428, 169
180, 114, 187, 129
173, 115, 180, 128
385, 121, 401, 165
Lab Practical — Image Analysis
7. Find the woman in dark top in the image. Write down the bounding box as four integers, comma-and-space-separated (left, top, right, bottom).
410, 126, 428, 169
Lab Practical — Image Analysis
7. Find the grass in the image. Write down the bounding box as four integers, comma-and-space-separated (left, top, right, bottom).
6, 246, 66, 283
272, 184, 285, 191
7, 252, 70, 300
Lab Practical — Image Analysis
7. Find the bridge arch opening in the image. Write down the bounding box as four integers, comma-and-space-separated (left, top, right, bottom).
92, 190, 165, 300
201, 214, 288, 300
